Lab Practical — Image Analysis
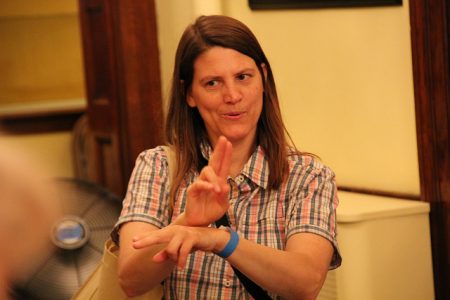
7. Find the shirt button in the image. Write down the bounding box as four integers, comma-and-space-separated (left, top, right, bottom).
236, 175, 244, 184
224, 279, 231, 287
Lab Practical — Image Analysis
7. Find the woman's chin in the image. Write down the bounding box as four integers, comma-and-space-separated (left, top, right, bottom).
221, 132, 256, 145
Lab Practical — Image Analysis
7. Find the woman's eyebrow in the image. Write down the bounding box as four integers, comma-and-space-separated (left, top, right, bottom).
198, 67, 257, 82
199, 75, 221, 83
235, 67, 257, 75
240, 67, 256, 72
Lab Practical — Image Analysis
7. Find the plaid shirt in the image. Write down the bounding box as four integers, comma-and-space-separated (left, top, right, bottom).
115, 144, 341, 299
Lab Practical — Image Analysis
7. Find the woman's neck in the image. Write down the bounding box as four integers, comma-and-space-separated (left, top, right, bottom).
228, 138, 256, 178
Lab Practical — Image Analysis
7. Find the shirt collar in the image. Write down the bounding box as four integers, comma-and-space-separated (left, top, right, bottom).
200, 141, 269, 189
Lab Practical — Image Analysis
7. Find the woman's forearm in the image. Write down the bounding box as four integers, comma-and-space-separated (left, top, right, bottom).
117, 222, 175, 297
117, 215, 191, 297
118, 243, 174, 297
117, 211, 213, 296
226, 236, 330, 300
130, 221, 333, 299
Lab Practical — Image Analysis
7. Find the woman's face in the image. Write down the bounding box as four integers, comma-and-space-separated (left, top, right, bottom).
187, 46, 265, 147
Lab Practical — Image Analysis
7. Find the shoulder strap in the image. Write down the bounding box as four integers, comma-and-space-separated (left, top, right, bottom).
215, 215, 272, 299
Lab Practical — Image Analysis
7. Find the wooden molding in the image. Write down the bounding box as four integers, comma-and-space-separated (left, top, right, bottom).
338, 185, 420, 201
409, 0, 450, 298
0, 110, 84, 135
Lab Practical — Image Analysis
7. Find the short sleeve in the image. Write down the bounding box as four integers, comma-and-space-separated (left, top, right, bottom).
286, 163, 342, 269
112, 146, 171, 242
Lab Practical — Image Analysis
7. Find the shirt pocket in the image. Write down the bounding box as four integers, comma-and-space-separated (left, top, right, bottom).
235, 190, 287, 249
240, 215, 286, 250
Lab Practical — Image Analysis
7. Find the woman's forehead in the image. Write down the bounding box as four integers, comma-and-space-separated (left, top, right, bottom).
193, 47, 257, 76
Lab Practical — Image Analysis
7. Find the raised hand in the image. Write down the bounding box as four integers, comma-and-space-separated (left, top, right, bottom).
183, 136, 232, 227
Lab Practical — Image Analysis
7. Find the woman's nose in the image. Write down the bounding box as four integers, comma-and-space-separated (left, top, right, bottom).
223, 82, 242, 103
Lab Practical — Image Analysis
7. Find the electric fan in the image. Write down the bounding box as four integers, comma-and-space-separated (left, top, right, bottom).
15, 178, 122, 300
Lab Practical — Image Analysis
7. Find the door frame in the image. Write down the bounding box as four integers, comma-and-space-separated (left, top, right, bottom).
409, 0, 450, 299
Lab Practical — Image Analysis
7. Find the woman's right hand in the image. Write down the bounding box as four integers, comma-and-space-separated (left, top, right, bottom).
132, 225, 230, 269
181, 136, 232, 227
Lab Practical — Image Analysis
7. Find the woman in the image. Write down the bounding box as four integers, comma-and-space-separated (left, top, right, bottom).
114, 15, 341, 299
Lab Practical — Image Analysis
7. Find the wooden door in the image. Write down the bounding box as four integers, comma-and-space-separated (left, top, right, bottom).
78, 0, 164, 197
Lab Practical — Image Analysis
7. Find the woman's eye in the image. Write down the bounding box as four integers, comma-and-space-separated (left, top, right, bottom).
237, 74, 250, 81
206, 80, 218, 87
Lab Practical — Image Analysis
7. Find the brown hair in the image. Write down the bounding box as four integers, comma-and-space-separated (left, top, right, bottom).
165, 15, 295, 204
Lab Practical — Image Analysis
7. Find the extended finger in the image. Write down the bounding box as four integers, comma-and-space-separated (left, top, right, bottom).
209, 136, 227, 174
218, 140, 232, 179
133, 236, 160, 249
133, 228, 173, 248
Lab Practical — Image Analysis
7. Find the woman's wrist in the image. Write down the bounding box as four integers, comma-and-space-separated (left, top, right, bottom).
214, 227, 239, 258
171, 212, 188, 226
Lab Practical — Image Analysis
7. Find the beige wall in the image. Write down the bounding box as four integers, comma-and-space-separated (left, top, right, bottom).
0, 0, 82, 178
0, 0, 85, 105
1, 132, 75, 178
155, 0, 419, 195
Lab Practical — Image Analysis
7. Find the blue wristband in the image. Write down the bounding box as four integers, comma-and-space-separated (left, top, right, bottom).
217, 227, 239, 258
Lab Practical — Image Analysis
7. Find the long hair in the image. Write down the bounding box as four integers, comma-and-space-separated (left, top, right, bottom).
165, 15, 293, 204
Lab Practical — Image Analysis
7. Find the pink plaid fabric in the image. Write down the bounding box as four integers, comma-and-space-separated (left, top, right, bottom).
115, 144, 341, 299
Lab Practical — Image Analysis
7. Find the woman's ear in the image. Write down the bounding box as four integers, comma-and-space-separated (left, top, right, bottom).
187, 94, 196, 107
261, 63, 268, 81
181, 80, 196, 107
186, 87, 197, 107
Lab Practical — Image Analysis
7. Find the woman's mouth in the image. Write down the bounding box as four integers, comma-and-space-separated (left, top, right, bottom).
223, 111, 244, 119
